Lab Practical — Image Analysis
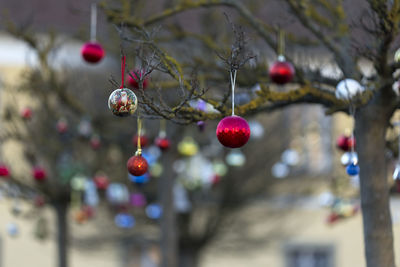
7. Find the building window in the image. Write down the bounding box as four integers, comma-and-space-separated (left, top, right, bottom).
285, 243, 335, 267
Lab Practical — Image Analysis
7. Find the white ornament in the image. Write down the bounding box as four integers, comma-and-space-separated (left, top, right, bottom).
271, 162, 290, 178
281, 149, 300, 166
335, 79, 365, 100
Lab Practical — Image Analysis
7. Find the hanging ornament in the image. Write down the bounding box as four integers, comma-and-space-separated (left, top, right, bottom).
225, 150, 246, 167
217, 116, 250, 148
90, 134, 101, 150
249, 120, 264, 139
127, 69, 149, 89
70, 174, 87, 191
336, 134, 355, 151
21, 107, 32, 120
93, 173, 109, 190
271, 162, 290, 178
32, 166, 47, 182
395, 48, 400, 63
81, 4, 105, 64
394, 164, 400, 180
56, 118, 68, 134
108, 55, 138, 117
129, 173, 150, 184
340, 152, 358, 166
269, 31, 295, 85
130, 192, 147, 208
155, 120, 170, 151
77, 117, 92, 138
346, 162, 360, 176
197, 121, 206, 131
74, 210, 88, 224
133, 134, 149, 148
145, 203, 162, 220
269, 55, 295, 85
174, 183, 192, 213
7, 222, 19, 237
281, 149, 300, 166
115, 213, 135, 228
216, 70, 251, 148
127, 116, 149, 176
0, 164, 10, 177
335, 79, 365, 100
392, 80, 400, 96
150, 162, 163, 178
84, 180, 99, 207
178, 136, 199, 156
127, 155, 148, 176
106, 183, 129, 205
82, 205, 95, 219
212, 160, 228, 177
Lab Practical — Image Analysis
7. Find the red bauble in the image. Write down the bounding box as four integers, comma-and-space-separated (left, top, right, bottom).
93, 175, 109, 190
90, 135, 101, 150
216, 115, 251, 148
133, 135, 149, 148
21, 108, 32, 120
32, 167, 47, 182
269, 57, 295, 85
56, 119, 68, 134
127, 70, 149, 89
336, 135, 355, 151
81, 42, 105, 64
155, 137, 171, 151
0, 164, 10, 177
127, 155, 148, 176
326, 212, 340, 225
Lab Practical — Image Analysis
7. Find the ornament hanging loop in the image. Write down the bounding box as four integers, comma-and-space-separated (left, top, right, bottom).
120, 54, 126, 89
135, 115, 142, 156
278, 29, 285, 56
90, 3, 97, 42
230, 69, 237, 116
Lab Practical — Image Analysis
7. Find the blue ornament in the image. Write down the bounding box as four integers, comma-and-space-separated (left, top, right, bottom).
141, 150, 157, 166
346, 163, 360, 176
145, 203, 162, 219
114, 213, 135, 229
129, 173, 150, 184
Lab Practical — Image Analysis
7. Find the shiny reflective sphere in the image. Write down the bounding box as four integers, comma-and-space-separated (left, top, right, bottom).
269, 57, 295, 85
127, 155, 149, 176
81, 42, 105, 63
108, 88, 138, 117
216, 116, 251, 148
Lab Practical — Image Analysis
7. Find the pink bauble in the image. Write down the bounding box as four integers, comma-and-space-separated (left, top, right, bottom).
32, 167, 47, 182
127, 70, 149, 89
81, 42, 105, 64
216, 115, 251, 148
21, 107, 32, 120
269, 59, 295, 85
0, 165, 10, 177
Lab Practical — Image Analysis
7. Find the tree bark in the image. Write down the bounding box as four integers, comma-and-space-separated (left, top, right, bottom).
53, 201, 69, 267
355, 102, 395, 267
178, 247, 199, 267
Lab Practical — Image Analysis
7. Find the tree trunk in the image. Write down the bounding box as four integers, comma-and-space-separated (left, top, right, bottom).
355, 104, 395, 267
178, 247, 199, 267
160, 157, 178, 267
53, 201, 69, 267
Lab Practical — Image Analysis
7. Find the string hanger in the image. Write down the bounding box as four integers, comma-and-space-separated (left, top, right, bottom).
278, 28, 285, 56
230, 69, 237, 116
90, 3, 97, 42
349, 104, 357, 162
135, 115, 142, 156
120, 54, 126, 89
